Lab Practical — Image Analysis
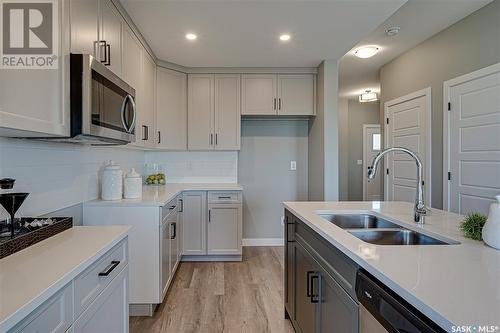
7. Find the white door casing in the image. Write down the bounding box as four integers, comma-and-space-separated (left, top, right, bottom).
363, 124, 382, 201
384, 88, 432, 205
443, 63, 500, 215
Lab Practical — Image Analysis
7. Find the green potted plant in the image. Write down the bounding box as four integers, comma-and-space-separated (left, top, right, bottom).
460, 212, 488, 241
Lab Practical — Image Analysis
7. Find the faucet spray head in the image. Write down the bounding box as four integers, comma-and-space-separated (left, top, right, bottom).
367, 169, 376, 179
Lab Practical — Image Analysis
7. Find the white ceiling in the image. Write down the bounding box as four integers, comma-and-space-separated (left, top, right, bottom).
119, 0, 406, 68
338, 0, 492, 99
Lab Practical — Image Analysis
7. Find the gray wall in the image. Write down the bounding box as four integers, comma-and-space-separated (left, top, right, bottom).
309, 60, 340, 201
380, 0, 500, 208
338, 98, 349, 200
347, 100, 380, 201
239, 120, 309, 239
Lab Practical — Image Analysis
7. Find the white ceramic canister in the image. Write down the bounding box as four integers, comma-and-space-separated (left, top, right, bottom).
102, 161, 123, 200
483, 195, 500, 250
124, 168, 142, 199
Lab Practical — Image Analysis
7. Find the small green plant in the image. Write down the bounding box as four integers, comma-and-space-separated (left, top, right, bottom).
460, 212, 488, 241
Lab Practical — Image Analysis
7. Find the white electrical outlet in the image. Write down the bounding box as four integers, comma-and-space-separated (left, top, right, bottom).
357, 160, 363, 165
290, 161, 297, 171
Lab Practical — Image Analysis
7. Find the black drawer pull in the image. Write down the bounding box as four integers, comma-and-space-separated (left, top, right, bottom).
218, 196, 231, 199
98, 261, 120, 276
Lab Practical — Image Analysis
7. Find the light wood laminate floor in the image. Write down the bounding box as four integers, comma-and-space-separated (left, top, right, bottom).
130, 247, 294, 333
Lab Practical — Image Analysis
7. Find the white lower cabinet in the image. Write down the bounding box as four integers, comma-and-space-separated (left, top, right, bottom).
183, 191, 242, 260
8, 239, 129, 333
73, 267, 129, 333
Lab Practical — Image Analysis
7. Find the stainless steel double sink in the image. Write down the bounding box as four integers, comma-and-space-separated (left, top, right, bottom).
319, 214, 458, 245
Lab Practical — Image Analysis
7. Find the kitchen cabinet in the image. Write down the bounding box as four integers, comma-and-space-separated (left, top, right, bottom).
241, 74, 315, 116
285, 209, 359, 333
188, 74, 241, 151
156, 67, 188, 150
183, 191, 242, 259
139, 53, 157, 148
0, 0, 70, 138
182, 191, 207, 255
207, 204, 242, 255
70, 0, 100, 57
8, 238, 129, 333
73, 267, 128, 333
99, 0, 122, 76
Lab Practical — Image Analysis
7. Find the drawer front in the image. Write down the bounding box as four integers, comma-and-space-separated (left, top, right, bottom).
162, 198, 179, 219
208, 191, 241, 204
74, 239, 128, 318
296, 219, 358, 299
9, 283, 73, 333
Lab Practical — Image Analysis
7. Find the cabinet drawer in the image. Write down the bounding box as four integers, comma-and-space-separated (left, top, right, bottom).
74, 239, 128, 318
162, 198, 179, 219
208, 191, 241, 204
8, 283, 73, 333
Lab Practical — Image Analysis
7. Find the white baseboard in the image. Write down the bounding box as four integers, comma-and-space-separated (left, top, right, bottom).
242, 238, 284, 246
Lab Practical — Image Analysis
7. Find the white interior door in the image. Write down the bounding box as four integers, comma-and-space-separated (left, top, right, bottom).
384, 88, 431, 204
444, 63, 500, 215
363, 125, 382, 201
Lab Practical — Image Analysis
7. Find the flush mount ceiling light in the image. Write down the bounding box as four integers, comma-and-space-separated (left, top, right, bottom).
386, 26, 401, 37
279, 34, 291, 41
359, 90, 378, 103
185, 33, 197, 41
354, 46, 379, 58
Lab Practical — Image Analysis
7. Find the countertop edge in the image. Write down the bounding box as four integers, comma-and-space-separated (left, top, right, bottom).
0, 228, 129, 332
283, 202, 455, 331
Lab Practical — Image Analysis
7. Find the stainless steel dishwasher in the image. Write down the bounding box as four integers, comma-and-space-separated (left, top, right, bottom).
356, 269, 445, 333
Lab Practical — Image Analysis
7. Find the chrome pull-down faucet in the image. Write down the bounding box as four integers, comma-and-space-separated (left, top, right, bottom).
367, 147, 427, 223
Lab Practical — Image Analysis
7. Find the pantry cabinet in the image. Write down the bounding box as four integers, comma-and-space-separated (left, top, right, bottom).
156, 68, 187, 150
188, 74, 241, 151
241, 74, 315, 116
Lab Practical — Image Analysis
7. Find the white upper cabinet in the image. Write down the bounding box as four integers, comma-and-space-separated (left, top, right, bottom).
188, 74, 215, 150
156, 68, 187, 150
241, 74, 277, 115
215, 74, 241, 150
140, 53, 157, 148
99, 0, 122, 76
0, 0, 70, 138
70, 0, 100, 57
278, 75, 316, 116
241, 74, 315, 116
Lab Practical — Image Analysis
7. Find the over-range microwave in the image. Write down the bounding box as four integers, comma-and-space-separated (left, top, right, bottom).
66, 53, 137, 145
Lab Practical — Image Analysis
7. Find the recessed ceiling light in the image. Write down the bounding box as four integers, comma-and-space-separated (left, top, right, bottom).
354, 46, 379, 59
185, 33, 197, 41
280, 34, 291, 41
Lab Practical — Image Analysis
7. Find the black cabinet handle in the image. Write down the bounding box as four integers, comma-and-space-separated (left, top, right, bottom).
307, 271, 320, 303
215, 133, 218, 145
178, 199, 183, 212
208, 209, 211, 222
158, 131, 161, 144
105, 43, 111, 66
97, 40, 107, 64
142, 125, 148, 141
274, 98, 277, 110
307, 271, 314, 297
98, 261, 120, 276
170, 222, 176, 239
210, 133, 213, 146
169, 205, 176, 210
279, 98, 282, 110
218, 196, 231, 199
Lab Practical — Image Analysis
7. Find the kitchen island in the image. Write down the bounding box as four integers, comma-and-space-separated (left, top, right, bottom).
284, 201, 500, 332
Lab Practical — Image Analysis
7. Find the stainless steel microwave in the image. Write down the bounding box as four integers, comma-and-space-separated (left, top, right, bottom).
68, 54, 136, 145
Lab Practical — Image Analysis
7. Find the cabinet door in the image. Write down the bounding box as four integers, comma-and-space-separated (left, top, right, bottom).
284, 213, 295, 320
169, 211, 179, 276
0, 0, 70, 137
214, 74, 240, 150
100, 0, 122, 76
241, 74, 277, 115
182, 191, 207, 255
294, 242, 319, 333
278, 75, 315, 116
141, 53, 157, 148
207, 204, 242, 255
161, 220, 171, 299
156, 67, 187, 150
73, 266, 129, 333
70, 0, 99, 57
318, 269, 359, 332
188, 74, 214, 150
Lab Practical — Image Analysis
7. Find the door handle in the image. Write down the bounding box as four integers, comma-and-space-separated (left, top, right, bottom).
98, 261, 120, 277
121, 94, 136, 134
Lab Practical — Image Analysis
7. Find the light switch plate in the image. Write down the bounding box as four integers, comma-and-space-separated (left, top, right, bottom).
290, 161, 297, 171
357, 160, 363, 165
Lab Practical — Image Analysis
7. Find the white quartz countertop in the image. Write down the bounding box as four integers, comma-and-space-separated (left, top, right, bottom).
85, 183, 243, 207
0, 226, 130, 332
283, 201, 500, 332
